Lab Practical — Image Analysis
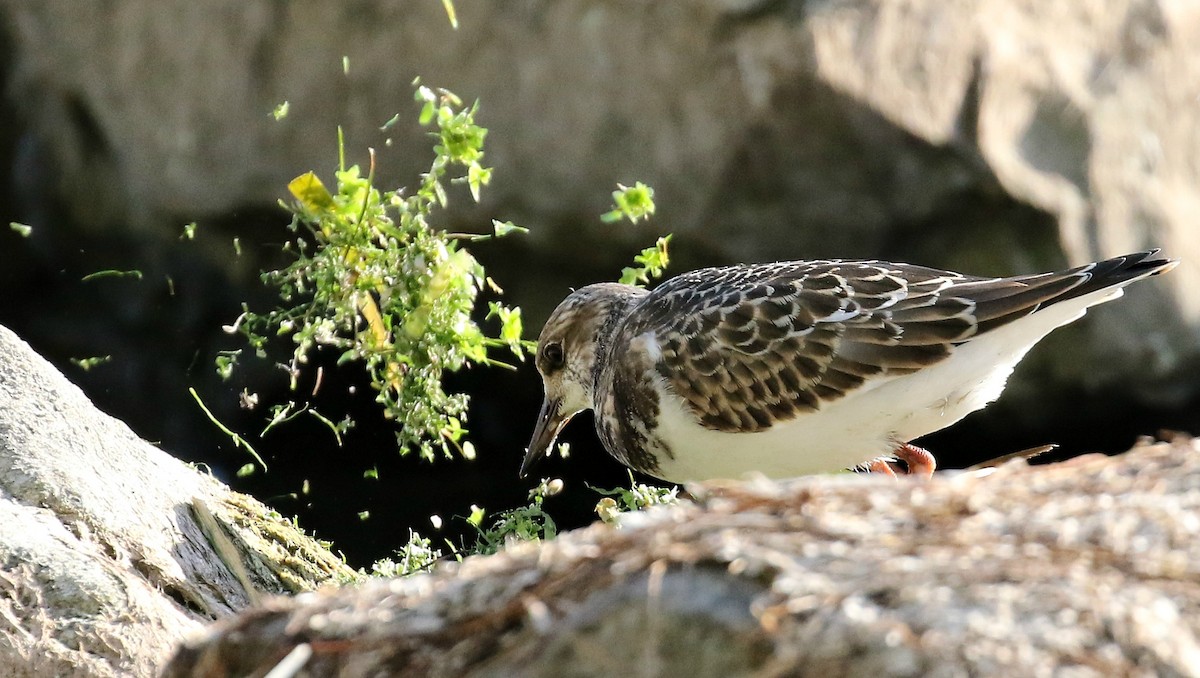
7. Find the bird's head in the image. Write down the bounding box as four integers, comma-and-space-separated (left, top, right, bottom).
520, 283, 646, 478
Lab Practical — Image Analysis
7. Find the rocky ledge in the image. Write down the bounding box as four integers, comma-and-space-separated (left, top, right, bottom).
165, 437, 1200, 677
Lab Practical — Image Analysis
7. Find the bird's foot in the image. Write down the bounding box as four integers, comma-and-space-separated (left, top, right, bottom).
867, 443, 936, 479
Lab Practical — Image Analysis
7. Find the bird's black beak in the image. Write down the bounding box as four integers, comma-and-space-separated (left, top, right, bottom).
520, 396, 568, 479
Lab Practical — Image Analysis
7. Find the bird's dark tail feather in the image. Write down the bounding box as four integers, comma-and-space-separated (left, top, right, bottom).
1052, 249, 1177, 302
966, 249, 1176, 335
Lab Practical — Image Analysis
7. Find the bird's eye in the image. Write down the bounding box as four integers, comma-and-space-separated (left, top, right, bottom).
541, 341, 565, 370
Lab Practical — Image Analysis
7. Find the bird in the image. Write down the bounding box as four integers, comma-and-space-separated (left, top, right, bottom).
520, 250, 1177, 483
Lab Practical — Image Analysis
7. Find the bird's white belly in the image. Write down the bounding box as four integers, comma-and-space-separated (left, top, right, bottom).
650, 290, 1115, 483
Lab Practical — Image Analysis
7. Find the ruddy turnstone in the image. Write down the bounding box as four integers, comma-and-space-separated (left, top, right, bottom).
521, 250, 1177, 483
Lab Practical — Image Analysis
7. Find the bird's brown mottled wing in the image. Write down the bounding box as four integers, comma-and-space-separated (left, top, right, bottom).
615, 260, 964, 432
620, 253, 1170, 434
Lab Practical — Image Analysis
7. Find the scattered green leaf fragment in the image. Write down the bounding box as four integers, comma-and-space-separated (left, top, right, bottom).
214, 350, 241, 381
468, 478, 561, 555
602, 181, 656, 224
364, 467, 379, 480
189, 387, 268, 472
271, 101, 290, 120
9, 222, 31, 237
261, 401, 305, 437
491, 219, 529, 238
308, 409, 352, 446
371, 529, 442, 577
467, 504, 486, 527
591, 474, 679, 525
182, 222, 197, 240
225, 84, 523, 462
620, 234, 672, 287
380, 113, 401, 131
487, 302, 526, 359
236, 464, 256, 477
337, 125, 346, 171
358, 510, 370, 521
82, 269, 143, 282
233, 237, 242, 256
467, 162, 491, 201
441, 0, 459, 28
70, 355, 112, 371
342, 56, 350, 75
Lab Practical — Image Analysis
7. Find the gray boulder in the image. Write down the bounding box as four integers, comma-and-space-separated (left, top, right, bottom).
0, 324, 354, 677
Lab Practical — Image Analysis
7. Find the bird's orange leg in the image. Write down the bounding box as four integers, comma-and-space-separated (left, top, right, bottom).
864, 444, 936, 479
893, 442, 936, 479
866, 458, 899, 477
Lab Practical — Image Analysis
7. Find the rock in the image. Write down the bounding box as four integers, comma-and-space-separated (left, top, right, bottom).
0, 324, 355, 678
2, 0, 1197, 399
163, 437, 1200, 677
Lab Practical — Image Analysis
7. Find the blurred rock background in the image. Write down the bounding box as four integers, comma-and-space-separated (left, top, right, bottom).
0, 0, 1196, 567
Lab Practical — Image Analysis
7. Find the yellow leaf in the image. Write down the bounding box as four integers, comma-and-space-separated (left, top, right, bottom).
358, 293, 390, 347
288, 172, 334, 212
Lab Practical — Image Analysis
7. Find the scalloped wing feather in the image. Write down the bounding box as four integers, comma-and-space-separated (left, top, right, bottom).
620, 252, 1174, 434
